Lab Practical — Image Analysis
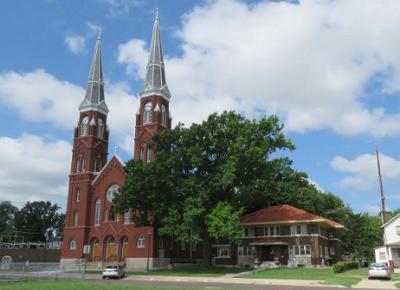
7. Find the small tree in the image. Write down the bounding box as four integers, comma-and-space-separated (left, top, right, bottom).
206, 201, 244, 266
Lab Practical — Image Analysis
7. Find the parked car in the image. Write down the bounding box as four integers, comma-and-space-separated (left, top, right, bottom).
368, 262, 391, 280
102, 265, 125, 279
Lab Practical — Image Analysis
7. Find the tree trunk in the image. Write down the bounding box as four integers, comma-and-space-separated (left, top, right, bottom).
201, 234, 211, 266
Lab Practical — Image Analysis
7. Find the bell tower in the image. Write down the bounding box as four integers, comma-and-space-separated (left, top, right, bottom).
134, 9, 172, 162
62, 32, 109, 259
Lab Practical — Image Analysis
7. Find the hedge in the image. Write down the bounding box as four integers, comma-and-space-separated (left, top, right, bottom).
332, 261, 359, 273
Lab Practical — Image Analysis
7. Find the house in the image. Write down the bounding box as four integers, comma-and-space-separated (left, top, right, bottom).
212, 205, 344, 267
375, 213, 400, 272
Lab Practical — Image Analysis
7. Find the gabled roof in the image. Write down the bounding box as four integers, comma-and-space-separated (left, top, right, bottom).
382, 212, 400, 228
91, 155, 126, 186
240, 204, 344, 229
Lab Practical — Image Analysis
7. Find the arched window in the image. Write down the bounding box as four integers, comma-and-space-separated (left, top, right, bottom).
137, 236, 145, 248
74, 210, 79, 226
76, 158, 81, 172
107, 236, 115, 244
143, 102, 152, 124
109, 206, 116, 222
140, 148, 144, 160
106, 184, 119, 203
70, 239, 77, 250
104, 209, 109, 222
124, 210, 130, 224
97, 119, 104, 138
94, 199, 101, 225
161, 104, 167, 125
146, 146, 152, 163
80, 116, 89, 136
75, 188, 80, 202
81, 158, 86, 172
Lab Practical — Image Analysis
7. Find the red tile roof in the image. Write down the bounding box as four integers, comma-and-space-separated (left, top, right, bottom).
240, 204, 344, 229
249, 238, 288, 246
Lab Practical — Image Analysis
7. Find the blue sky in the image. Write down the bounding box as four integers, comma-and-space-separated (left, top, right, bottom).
0, 0, 400, 215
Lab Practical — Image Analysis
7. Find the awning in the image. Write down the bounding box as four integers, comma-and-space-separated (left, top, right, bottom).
249, 238, 288, 246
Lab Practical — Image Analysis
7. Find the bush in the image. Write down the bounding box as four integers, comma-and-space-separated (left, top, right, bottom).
333, 261, 359, 273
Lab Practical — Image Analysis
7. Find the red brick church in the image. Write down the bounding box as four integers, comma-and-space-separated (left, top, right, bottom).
61, 12, 343, 270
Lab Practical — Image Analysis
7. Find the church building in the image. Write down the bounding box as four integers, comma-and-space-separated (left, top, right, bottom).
61, 11, 175, 269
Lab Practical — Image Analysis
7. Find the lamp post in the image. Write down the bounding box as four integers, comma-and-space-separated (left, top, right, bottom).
146, 230, 152, 271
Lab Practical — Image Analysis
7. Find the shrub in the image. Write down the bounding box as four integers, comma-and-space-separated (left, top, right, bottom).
333, 261, 359, 273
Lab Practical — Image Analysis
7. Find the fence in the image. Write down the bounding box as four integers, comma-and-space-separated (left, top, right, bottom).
0, 262, 85, 281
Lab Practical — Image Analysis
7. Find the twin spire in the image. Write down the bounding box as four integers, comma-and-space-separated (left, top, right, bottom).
79, 8, 170, 114
79, 30, 108, 114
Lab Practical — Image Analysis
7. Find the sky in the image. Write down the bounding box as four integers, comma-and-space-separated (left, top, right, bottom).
0, 0, 400, 215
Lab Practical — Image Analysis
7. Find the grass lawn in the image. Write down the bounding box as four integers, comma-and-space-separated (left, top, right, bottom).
87, 265, 247, 277
0, 280, 241, 290
238, 267, 367, 287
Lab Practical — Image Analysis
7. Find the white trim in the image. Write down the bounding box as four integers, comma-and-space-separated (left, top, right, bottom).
382, 213, 400, 228
140, 91, 170, 101
91, 155, 125, 185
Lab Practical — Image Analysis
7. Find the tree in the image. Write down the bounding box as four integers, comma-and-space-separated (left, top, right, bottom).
14, 201, 63, 242
0, 201, 18, 235
115, 111, 295, 264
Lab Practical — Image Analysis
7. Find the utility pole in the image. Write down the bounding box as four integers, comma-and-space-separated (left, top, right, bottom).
376, 145, 386, 225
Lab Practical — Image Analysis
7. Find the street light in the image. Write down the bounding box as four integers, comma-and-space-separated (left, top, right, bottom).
146, 230, 152, 271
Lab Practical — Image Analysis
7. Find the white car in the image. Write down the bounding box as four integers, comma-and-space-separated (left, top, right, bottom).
368, 263, 391, 280
102, 265, 125, 279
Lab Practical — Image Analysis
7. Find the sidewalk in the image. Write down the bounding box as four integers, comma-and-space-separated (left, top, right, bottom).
353, 278, 397, 289
126, 274, 338, 288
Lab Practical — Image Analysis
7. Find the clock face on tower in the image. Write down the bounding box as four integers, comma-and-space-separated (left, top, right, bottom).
144, 102, 152, 111
106, 184, 120, 202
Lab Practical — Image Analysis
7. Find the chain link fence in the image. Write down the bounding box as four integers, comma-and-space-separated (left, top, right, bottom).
0, 262, 85, 281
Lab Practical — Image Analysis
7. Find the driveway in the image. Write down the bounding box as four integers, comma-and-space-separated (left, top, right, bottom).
353, 278, 397, 289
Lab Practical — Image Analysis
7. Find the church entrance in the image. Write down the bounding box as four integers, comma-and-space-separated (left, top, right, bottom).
92, 238, 100, 261
105, 236, 117, 261
121, 237, 128, 259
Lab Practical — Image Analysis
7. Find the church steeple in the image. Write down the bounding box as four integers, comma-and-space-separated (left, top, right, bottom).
79, 31, 109, 114
140, 8, 171, 100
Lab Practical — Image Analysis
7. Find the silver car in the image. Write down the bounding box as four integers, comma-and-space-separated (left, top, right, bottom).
368, 262, 391, 280
102, 265, 125, 279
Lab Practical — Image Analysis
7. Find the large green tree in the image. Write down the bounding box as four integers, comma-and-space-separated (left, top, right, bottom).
14, 201, 63, 242
115, 111, 296, 263
0, 201, 18, 235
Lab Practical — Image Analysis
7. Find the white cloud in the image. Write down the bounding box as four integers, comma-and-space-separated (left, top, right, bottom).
118, 0, 400, 136
0, 69, 137, 155
0, 134, 71, 207
97, 0, 142, 17
64, 35, 86, 55
331, 153, 400, 191
117, 39, 148, 77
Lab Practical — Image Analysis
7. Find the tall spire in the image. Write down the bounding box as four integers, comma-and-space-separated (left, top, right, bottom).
140, 8, 171, 100
79, 31, 109, 114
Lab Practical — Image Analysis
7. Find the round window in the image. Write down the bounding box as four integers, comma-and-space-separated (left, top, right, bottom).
106, 184, 119, 203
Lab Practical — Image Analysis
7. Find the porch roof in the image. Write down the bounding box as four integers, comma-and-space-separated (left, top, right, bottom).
249, 237, 288, 246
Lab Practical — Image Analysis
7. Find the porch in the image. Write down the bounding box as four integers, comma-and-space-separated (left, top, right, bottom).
249, 238, 289, 266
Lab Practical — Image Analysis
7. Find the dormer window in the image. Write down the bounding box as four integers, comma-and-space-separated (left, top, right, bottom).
143, 102, 152, 124
80, 116, 89, 136
97, 119, 104, 138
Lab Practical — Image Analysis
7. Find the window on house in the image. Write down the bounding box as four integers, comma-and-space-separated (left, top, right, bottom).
244, 228, 249, 237
70, 239, 77, 250
94, 199, 101, 225
80, 116, 89, 136
75, 188, 80, 202
296, 225, 301, 235
74, 210, 79, 226
97, 119, 104, 138
289, 245, 311, 257
109, 207, 116, 221
137, 236, 145, 248
143, 102, 152, 124
217, 247, 231, 258
330, 247, 335, 255
238, 246, 256, 256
